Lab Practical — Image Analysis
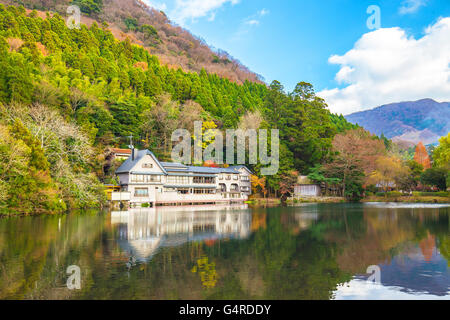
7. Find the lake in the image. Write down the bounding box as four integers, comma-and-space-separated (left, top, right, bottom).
0, 203, 449, 300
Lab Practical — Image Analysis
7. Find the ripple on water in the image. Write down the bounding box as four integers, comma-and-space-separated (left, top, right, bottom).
363, 202, 450, 209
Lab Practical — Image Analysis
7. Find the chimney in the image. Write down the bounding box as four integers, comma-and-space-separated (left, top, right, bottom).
131, 147, 138, 161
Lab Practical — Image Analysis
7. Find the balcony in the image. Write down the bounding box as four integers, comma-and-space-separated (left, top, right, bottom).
110, 192, 131, 201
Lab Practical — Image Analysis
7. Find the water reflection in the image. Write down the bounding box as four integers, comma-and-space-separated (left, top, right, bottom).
111, 204, 251, 262
0, 203, 448, 299
332, 203, 450, 299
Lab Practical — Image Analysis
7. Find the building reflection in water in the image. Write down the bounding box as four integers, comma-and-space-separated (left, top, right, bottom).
111, 204, 251, 262
280, 204, 319, 234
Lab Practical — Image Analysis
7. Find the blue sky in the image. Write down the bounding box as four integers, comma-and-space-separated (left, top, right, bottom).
144, 0, 450, 114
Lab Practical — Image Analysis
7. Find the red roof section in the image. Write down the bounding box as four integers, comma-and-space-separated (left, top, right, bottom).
111, 148, 132, 154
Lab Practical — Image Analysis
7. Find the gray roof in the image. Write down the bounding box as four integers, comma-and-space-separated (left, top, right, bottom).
116, 149, 252, 176
162, 162, 242, 174
228, 165, 253, 174
160, 162, 187, 168
116, 150, 167, 174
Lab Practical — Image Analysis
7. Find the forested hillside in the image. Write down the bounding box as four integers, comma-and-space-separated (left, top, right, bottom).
3, 0, 264, 84
0, 4, 358, 214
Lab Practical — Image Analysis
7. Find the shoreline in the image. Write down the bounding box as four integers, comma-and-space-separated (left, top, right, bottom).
1, 196, 449, 217
284, 195, 450, 204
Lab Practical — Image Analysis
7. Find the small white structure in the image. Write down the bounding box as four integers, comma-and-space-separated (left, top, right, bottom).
294, 176, 321, 197
113, 149, 252, 206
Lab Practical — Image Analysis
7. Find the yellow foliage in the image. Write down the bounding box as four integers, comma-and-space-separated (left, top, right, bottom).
434, 133, 450, 168
367, 156, 408, 192
191, 255, 218, 289
193, 120, 218, 150
251, 175, 267, 196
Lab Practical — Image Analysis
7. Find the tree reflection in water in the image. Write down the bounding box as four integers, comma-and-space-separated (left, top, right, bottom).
0, 203, 448, 300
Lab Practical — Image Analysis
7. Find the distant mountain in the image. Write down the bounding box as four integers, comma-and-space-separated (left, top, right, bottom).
345, 99, 450, 145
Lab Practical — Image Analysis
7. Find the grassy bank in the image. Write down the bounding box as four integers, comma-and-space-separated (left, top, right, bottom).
246, 198, 282, 205
282, 193, 450, 205
286, 197, 346, 204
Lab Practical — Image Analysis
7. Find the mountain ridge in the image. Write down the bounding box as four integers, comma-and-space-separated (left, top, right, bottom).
345, 99, 450, 145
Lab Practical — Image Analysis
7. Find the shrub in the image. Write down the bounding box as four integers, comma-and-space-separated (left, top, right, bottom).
72, 0, 103, 15
417, 192, 449, 197
387, 191, 403, 197
375, 191, 403, 197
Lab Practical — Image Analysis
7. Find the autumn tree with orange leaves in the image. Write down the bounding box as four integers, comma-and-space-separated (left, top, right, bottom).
251, 175, 267, 198
323, 128, 386, 198
279, 170, 299, 201
414, 142, 431, 170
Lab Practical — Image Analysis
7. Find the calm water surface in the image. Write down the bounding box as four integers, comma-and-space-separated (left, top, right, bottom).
0, 203, 449, 300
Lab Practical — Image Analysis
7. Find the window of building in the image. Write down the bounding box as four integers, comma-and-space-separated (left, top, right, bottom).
142, 163, 153, 168
178, 188, 189, 194
146, 175, 161, 182
219, 174, 224, 180
131, 174, 161, 183
167, 176, 189, 184
226, 175, 231, 180
230, 184, 239, 191
134, 188, 149, 197
233, 175, 239, 180
193, 176, 215, 184
241, 175, 250, 182
131, 174, 144, 183
193, 188, 216, 194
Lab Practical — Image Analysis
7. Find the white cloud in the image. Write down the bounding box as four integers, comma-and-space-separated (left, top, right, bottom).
399, 0, 428, 15
170, 0, 240, 25
242, 9, 269, 28
318, 17, 450, 115
142, 0, 167, 11
208, 12, 216, 21
231, 8, 269, 40
258, 8, 269, 16
245, 19, 259, 25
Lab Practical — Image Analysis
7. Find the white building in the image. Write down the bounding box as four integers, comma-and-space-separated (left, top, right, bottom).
113, 149, 253, 206
293, 176, 321, 197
